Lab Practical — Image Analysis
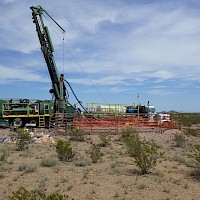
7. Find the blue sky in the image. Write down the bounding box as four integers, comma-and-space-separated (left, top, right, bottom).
1, 0, 200, 112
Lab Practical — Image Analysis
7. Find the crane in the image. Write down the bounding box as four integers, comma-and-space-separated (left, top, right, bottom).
30, 5, 74, 115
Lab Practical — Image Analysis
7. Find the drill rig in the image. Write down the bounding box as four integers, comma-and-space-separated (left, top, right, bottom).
30, 6, 75, 118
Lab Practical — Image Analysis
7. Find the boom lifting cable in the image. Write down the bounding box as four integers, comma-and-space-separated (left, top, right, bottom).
62, 32, 65, 74
65, 50, 109, 104
70, 53, 109, 104
61, 16, 108, 104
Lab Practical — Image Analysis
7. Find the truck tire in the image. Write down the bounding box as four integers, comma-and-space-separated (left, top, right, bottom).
13, 118, 22, 127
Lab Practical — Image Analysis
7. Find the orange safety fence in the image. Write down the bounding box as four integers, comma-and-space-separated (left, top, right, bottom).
72, 113, 179, 133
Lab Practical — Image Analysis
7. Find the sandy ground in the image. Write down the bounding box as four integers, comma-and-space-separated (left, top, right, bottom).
0, 127, 200, 200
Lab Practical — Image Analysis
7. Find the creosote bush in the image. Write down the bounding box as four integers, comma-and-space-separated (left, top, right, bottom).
122, 127, 140, 156
8, 186, 70, 200
172, 132, 186, 147
98, 133, 111, 147
69, 127, 85, 142
16, 129, 31, 151
122, 127, 162, 174
188, 144, 200, 169
56, 140, 75, 161
86, 144, 103, 163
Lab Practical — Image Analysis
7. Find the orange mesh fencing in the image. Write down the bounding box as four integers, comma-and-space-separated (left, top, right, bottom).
72, 113, 179, 134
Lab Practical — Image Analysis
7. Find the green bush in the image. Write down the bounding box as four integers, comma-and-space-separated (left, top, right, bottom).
98, 133, 111, 147
121, 127, 139, 140
56, 140, 75, 161
86, 144, 103, 163
69, 127, 85, 142
8, 186, 70, 200
122, 128, 161, 174
16, 129, 31, 151
172, 132, 186, 147
122, 127, 140, 156
188, 144, 200, 168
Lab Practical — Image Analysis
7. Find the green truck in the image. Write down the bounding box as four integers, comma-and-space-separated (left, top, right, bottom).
0, 98, 55, 127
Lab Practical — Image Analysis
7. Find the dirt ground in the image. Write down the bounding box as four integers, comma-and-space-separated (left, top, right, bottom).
0, 127, 200, 200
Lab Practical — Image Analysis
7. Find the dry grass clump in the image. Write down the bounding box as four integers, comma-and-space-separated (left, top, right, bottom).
0, 149, 9, 162
18, 163, 37, 174
40, 156, 58, 167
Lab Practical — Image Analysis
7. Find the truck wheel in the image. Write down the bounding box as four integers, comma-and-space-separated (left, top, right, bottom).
13, 118, 22, 127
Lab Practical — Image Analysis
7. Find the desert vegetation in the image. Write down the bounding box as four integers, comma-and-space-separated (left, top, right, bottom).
1, 115, 200, 199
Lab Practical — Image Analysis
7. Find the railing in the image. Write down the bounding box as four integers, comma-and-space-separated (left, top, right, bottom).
2, 102, 40, 117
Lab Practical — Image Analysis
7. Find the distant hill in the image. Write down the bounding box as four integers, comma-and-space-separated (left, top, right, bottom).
159, 110, 179, 114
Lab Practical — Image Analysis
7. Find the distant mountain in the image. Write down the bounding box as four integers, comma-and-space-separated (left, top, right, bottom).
159, 110, 179, 114
168, 110, 179, 114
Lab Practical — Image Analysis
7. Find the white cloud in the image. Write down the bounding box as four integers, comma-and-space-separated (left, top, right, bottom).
109, 87, 131, 93
0, 65, 48, 83
146, 89, 174, 96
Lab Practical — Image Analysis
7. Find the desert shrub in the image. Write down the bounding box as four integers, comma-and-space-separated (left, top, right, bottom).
188, 144, 200, 168
190, 168, 200, 180
16, 129, 31, 151
74, 157, 89, 167
86, 144, 103, 163
69, 127, 85, 142
122, 128, 140, 156
18, 163, 37, 173
8, 186, 70, 200
170, 155, 187, 165
56, 140, 75, 161
179, 115, 193, 127
0, 149, 9, 162
184, 128, 199, 137
40, 157, 58, 167
121, 127, 139, 140
122, 128, 161, 174
0, 173, 5, 179
98, 133, 111, 147
172, 132, 186, 147
180, 114, 200, 126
